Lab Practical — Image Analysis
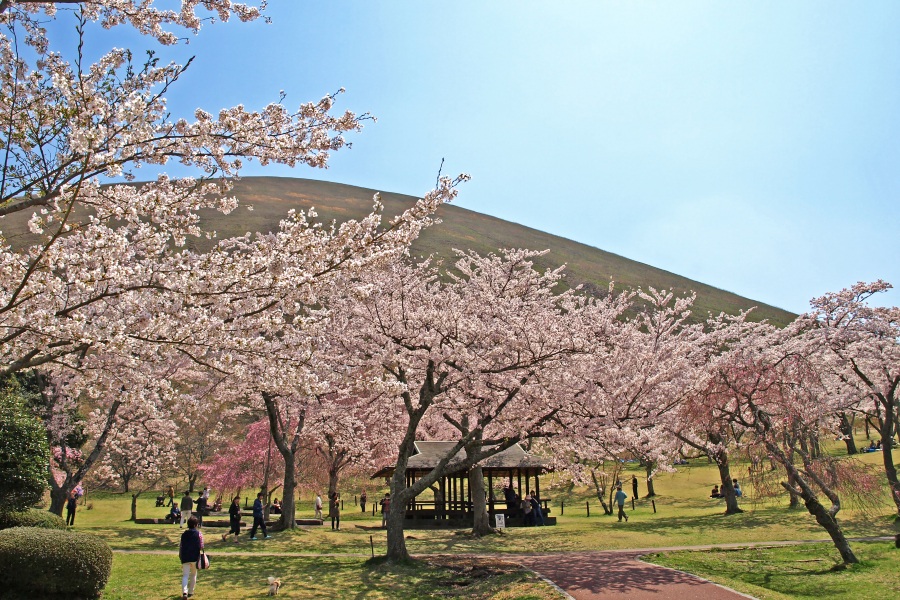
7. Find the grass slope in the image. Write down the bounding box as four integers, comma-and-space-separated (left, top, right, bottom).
211, 177, 797, 326
0, 176, 795, 325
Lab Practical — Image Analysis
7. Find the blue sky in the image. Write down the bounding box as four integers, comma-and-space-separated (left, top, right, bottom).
73, 1, 900, 313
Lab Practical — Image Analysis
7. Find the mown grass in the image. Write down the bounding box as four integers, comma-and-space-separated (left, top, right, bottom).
103, 553, 559, 599
56, 443, 899, 598
73, 450, 898, 556
644, 541, 900, 600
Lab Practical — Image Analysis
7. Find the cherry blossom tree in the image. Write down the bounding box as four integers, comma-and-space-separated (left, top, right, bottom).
1, 1, 467, 521
557, 289, 704, 503
90, 398, 176, 520
801, 281, 900, 515
330, 249, 625, 558
707, 321, 877, 565
199, 418, 282, 503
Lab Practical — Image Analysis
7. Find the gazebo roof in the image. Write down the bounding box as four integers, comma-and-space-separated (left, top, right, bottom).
372, 441, 548, 478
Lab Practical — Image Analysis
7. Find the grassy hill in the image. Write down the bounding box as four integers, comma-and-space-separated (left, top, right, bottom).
200, 177, 795, 326
1, 176, 795, 326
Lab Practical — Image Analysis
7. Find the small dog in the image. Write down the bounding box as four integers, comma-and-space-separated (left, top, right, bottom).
266, 576, 282, 596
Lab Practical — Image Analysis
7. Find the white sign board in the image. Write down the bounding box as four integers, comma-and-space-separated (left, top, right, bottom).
494, 513, 506, 529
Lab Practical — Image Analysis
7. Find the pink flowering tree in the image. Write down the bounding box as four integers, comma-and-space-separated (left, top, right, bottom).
200, 418, 285, 505
331, 249, 625, 558
1, 1, 467, 520
707, 321, 884, 565
90, 399, 176, 520
557, 288, 704, 503
801, 281, 900, 515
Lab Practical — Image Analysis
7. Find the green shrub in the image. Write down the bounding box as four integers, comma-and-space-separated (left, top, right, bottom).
0, 527, 112, 599
0, 389, 49, 512
0, 508, 67, 530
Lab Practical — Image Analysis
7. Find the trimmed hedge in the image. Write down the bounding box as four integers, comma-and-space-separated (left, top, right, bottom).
0, 527, 112, 599
0, 508, 67, 530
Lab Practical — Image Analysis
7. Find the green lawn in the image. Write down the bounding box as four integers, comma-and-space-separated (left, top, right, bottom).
105, 554, 559, 600
645, 541, 900, 600
57, 450, 899, 598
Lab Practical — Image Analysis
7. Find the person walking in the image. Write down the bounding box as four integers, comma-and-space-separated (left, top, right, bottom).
178, 515, 204, 599
167, 485, 176, 507
314, 493, 323, 520
222, 496, 242, 543
380, 492, 391, 528
65, 490, 77, 527
631, 475, 639, 500
615, 485, 629, 522
360, 490, 368, 513
179, 491, 194, 528
249, 492, 270, 540
194, 492, 206, 528
329, 492, 341, 530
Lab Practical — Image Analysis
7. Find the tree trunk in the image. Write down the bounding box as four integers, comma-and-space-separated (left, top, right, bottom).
644, 464, 656, 497
589, 469, 611, 515
328, 467, 339, 498
769, 439, 858, 565
46, 403, 122, 516
786, 470, 801, 508
48, 485, 68, 516
716, 461, 743, 515
131, 494, 138, 521
879, 408, 900, 516
386, 464, 412, 562
188, 473, 197, 494
708, 432, 742, 514
261, 392, 309, 530
278, 457, 297, 530
469, 466, 494, 536
839, 413, 858, 455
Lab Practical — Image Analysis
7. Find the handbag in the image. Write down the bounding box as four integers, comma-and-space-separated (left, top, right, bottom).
197, 550, 210, 570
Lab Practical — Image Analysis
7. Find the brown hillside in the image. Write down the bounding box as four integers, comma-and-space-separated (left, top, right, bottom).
0, 176, 795, 326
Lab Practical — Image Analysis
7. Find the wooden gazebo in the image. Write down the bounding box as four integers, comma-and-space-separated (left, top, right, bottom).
372, 441, 555, 528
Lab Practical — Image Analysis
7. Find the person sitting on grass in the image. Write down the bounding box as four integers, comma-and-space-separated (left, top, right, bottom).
710, 485, 722, 498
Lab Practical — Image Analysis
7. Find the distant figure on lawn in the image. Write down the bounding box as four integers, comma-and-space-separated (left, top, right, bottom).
180, 491, 193, 528
222, 496, 241, 543
521, 493, 534, 525
315, 493, 323, 520
250, 492, 270, 540
632, 475, 639, 500
66, 489, 77, 527
194, 493, 205, 527
529, 491, 544, 526
329, 492, 341, 530
732, 479, 742, 497
380, 492, 391, 528
710, 485, 722, 499
167, 485, 176, 507
615, 485, 628, 522
360, 490, 367, 513
503, 484, 518, 512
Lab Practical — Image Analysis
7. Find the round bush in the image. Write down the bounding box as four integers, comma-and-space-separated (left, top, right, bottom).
0, 390, 49, 511
0, 508, 67, 530
0, 527, 112, 599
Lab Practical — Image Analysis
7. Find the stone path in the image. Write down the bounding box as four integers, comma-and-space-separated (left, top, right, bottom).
516, 551, 753, 600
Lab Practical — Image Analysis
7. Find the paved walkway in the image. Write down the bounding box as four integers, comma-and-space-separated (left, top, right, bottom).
516, 551, 752, 600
